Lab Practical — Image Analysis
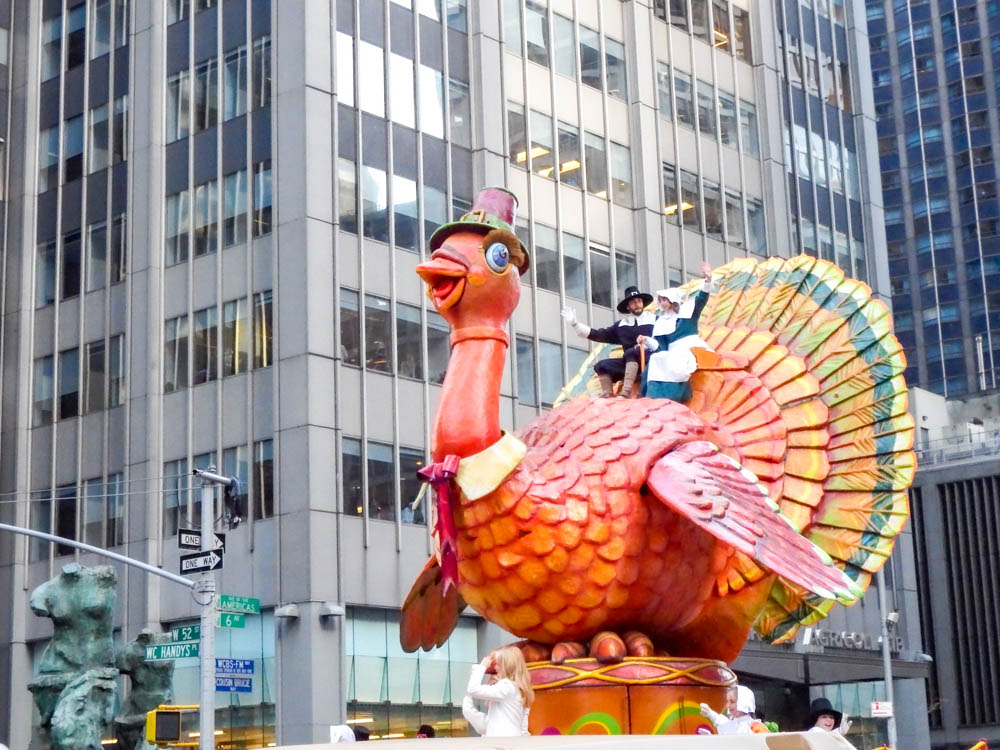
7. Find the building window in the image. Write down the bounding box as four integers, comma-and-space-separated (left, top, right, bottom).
222, 445, 250, 519
449, 78, 472, 148
697, 80, 716, 137
338, 157, 358, 233
656, 62, 672, 119
113, 95, 128, 164
106, 473, 124, 546
590, 246, 612, 308
616, 251, 637, 290
508, 101, 527, 166
719, 91, 737, 147
553, 13, 576, 78
253, 35, 272, 109
713, 0, 730, 51
166, 70, 190, 143
392, 175, 419, 251
516, 335, 537, 406
539, 340, 563, 406
340, 289, 360, 366
194, 57, 219, 133
55, 484, 77, 555
740, 100, 759, 157
193, 306, 218, 385
390, 53, 416, 129
223, 169, 248, 246
63, 115, 85, 183
168, 0, 189, 24
37, 240, 57, 307
584, 132, 608, 198
61, 231, 82, 300
704, 179, 724, 239
533, 224, 558, 293
110, 214, 127, 283
557, 122, 582, 188
674, 71, 695, 128
33, 356, 55, 427
579, 25, 602, 90
364, 294, 392, 373
42, 15, 62, 81
89, 104, 110, 173
222, 298, 250, 376
563, 231, 587, 301
370, 442, 396, 520
691, 0, 710, 43
253, 160, 272, 237
114, 0, 128, 47
529, 110, 554, 178
663, 162, 680, 223
253, 439, 274, 520
400, 446, 426, 524
193, 180, 218, 256
253, 290, 273, 369
342, 438, 363, 515
610, 142, 632, 206
164, 315, 189, 393
165, 189, 190, 265
747, 197, 766, 253
66, 4, 87, 70
680, 170, 701, 231
427, 311, 449, 384
83, 478, 104, 547
39, 125, 60, 192
223, 45, 248, 121
59, 347, 80, 419
725, 190, 745, 247
605, 38, 627, 100
397, 303, 424, 380
84, 340, 106, 414
163, 457, 189, 538
86, 222, 107, 292
109, 334, 125, 407
419, 65, 446, 139
525, 1, 549, 66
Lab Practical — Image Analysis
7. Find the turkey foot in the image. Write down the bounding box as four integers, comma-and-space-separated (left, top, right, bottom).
549, 630, 658, 665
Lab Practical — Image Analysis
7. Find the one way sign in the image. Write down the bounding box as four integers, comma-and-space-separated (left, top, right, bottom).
179, 550, 224, 575
178, 528, 226, 552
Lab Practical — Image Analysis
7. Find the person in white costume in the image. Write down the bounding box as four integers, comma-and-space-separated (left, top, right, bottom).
464, 646, 534, 737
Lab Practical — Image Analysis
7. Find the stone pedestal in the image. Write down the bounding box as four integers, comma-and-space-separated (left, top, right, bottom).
527, 657, 736, 736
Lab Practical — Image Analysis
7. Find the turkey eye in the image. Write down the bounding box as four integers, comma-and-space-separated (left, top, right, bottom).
484, 242, 510, 273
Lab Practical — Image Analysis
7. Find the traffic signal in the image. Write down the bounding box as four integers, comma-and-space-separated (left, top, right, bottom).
145, 705, 198, 747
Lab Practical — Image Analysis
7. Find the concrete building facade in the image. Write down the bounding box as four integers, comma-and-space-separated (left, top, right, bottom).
0, 0, 928, 748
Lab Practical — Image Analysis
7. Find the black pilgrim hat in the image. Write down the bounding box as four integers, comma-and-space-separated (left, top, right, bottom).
807, 698, 843, 728
616, 285, 654, 314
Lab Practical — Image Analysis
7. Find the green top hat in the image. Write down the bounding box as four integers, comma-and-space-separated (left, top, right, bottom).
428, 187, 530, 274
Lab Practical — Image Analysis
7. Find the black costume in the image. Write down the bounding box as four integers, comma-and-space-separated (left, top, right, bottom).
588, 313, 655, 381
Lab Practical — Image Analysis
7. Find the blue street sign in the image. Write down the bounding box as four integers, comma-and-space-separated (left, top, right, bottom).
215, 658, 254, 675
215, 676, 252, 693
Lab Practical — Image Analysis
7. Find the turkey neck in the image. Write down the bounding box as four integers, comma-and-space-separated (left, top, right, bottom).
431, 335, 506, 461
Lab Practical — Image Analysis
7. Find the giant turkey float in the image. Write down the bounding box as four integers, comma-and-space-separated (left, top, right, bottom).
399, 187, 914, 736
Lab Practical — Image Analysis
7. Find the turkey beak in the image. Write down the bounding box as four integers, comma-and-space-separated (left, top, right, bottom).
417, 249, 470, 311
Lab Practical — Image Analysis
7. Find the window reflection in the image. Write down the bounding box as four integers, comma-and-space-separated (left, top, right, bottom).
63, 115, 84, 183
725, 190, 745, 247
167, 70, 191, 143
697, 80, 716, 137
166, 189, 190, 265
508, 101, 527, 166
713, 0, 730, 51
358, 42, 386, 117
616, 252, 638, 291
61, 231, 82, 300
194, 179, 218, 256
423, 186, 448, 244
337, 33, 355, 106
674, 71, 694, 128
365, 294, 392, 373
89, 104, 109, 173
558, 122, 582, 188
193, 306, 219, 385
605, 38, 627, 100
691, 0, 710, 42
703, 180, 723, 239
579, 25, 602, 90
718, 91, 737, 147
539, 340, 563, 407
162, 458, 189, 538
390, 54, 416, 129
740, 100, 759, 157
400, 447, 427, 524
589, 246, 612, 308
253, 291, 273, 369
516, 335, 537, 406
534, 224, 559, 293
680, 170, 701, 231
427, 310, 450, 384
663, 163, 681, 224
224, 169, 249, 247
610, 142, 632, 207
223, 45, 248, 121
223, 298, 250, 376
554, 14, 576, 78
564, 232, 586, 301
396, 303, 424, 380
340, 289, 361, 366
253, 438, 275, 520
419, 66, 445, 139
584, 132, 607, 198
525, 1, 549, 66
87, 222, 107, 292
33, 356, 54, 426
393, 175, 419, 251
253, 160, 272, 237
37, 240, 57, 306
747, 197, 766, 253
194, 57, 219, 133
656, 62, 672, 119
164, 315, 189, 393
369, 442, 396, 520
449, 79, 472, 147
529, 110, 554, 177
339, 158, 358, 234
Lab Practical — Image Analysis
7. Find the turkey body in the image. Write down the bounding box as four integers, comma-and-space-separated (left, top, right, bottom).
454, 396, 750, 656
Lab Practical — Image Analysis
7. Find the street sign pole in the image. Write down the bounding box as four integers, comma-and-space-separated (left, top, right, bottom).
198, 475, 216, 750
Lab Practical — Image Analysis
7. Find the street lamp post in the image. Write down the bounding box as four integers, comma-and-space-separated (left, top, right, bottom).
876, 569, 898, 749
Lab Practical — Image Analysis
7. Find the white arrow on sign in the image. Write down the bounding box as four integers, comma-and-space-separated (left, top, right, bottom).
179, 550, 224, 575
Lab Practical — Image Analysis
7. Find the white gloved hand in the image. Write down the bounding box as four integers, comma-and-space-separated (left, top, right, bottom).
560, 306, 578, 325
839, 716, 852, 735
700, 703, 722, 724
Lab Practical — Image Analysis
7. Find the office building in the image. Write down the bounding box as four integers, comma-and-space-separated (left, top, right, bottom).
0, 0, 923, 747
867, 0, 1000, 396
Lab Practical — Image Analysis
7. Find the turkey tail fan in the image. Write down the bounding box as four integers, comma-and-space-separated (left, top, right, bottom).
679, 254, 914, 644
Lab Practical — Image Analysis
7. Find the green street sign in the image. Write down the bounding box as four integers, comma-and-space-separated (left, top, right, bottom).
217, 595, 260, 614
216, 612, 246, 629
171, 624, 200, 643
145, 642, 200, 661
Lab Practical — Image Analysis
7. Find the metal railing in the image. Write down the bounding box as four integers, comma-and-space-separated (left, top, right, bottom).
915, 432, 1000, 468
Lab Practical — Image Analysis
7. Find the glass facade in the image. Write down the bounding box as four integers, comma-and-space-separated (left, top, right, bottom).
869, 0, 1000, 396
